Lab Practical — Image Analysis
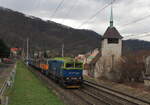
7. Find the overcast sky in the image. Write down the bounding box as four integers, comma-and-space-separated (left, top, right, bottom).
0, 0, 150, 41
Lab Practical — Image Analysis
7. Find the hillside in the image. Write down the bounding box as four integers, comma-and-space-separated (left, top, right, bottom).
123, 39, 150, 54
0, 7, 101, 56
0, 7, 150, 56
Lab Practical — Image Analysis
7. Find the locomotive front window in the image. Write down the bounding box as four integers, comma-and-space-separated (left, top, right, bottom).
66, 63, 74, 68
75, 63, 83, 68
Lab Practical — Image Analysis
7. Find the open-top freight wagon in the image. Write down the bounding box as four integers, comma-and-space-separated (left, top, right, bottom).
29, 57, 83, 88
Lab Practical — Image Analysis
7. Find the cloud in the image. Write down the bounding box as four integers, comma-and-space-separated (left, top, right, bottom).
0, 0, 150, 40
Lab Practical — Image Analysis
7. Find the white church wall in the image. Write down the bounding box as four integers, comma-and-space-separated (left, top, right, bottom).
94, 54, 123, 81
101, 39, 122, 57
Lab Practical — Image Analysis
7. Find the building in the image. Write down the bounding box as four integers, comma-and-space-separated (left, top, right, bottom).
88, 5, 124, 81
86, 49, 99, 64
75, 54, 86, 63
10, 48, 22, 57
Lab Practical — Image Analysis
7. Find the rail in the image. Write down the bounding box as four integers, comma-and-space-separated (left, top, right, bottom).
84, 80, 150, 105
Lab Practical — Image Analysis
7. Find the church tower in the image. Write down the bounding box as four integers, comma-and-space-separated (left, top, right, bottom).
88, 2, 124, 80
101, 4, 123, 58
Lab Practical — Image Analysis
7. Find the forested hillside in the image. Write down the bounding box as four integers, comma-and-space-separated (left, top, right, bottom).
0, 7, 150, 56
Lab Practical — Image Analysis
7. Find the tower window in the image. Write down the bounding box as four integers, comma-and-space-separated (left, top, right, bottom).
108, 38, 119, 44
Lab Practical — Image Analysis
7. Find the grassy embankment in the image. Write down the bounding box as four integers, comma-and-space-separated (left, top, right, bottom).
8, 61, 65, 105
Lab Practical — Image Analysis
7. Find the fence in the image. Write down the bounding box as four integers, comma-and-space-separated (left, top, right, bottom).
0, 65, 16, 105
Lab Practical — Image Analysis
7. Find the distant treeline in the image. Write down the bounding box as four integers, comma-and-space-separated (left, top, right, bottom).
0, 7, 150, 57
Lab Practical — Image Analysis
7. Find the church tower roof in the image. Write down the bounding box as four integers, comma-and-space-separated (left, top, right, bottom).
102, 2, 123, 39
103, 27, 123, 39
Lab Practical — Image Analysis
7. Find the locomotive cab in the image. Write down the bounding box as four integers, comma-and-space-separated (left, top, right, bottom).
63, 62, 83, 87
48, 57, 83, 88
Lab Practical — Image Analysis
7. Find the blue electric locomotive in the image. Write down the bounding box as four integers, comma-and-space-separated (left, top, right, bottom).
48, 57, 83, 88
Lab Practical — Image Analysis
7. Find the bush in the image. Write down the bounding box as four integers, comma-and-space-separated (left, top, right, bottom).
0, 39, 10, 58
120, 50, 150, 82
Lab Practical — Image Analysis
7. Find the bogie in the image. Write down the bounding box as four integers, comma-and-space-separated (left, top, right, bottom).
29, 57, 83, 88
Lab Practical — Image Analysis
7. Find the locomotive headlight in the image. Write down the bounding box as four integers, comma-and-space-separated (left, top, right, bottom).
66, 77, 69, 80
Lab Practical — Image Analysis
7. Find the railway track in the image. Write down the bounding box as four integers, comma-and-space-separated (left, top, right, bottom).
71, 88, 113, 105
79, 88, 122, 105
28, 66, 107, 105
83, 80, 150, 105
28, 65, 150, 105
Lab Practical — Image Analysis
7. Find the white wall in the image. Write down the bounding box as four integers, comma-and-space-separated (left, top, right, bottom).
101, 39, 122, 57
93, 38, 123, 80
94, 56, 123, 80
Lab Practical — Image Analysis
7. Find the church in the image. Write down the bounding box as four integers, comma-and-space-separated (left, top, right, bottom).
88, 5, 124, 81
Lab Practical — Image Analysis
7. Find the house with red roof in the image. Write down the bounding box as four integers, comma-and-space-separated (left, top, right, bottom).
10, 48, 22, 56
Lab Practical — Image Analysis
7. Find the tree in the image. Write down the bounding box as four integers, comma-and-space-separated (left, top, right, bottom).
0, 39, 10, 58
120, 50, 150, 82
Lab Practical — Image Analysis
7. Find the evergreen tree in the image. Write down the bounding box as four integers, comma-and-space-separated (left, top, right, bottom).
0, 39, 10, 58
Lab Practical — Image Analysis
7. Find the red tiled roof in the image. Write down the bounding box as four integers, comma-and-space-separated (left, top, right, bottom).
11, 48, 22, 51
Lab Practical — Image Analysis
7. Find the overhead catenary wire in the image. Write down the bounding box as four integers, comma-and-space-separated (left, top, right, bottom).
99, 33, 150, 50
49, 0, 150, 39
134, 34, 150, 39
119, 14, 150, 30
33, 0, 41, 9
123, 32, 150, 38
51, 0, 66, 19
77, 0, 116, 28
49, 0, 150, 40
62, 0, 80, 24
67, 0, 80, 16
119, 13, 150, 39
124, 33, 150, 39
123, 35, 150, 50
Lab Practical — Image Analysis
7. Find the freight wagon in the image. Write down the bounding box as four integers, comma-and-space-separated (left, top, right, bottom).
28, 57, 83, 88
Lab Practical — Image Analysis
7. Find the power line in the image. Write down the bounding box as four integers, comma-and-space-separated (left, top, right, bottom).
128, 33, 150, 39
123, 32, 150, 39
51, 0, 66, 19
100, 33, 150, 50
33, 0, 40, 9
119, 14, 150, 38
124, 32, 149, 38
62, 0, 80, 24
120, 14, 150, 30
136, 34, 150, 39
77, 0, 116, 28
67, 0, 79, 17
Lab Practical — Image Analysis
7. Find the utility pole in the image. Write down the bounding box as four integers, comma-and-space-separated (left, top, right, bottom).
26, 38, 29, 65
62, 44, 64, 57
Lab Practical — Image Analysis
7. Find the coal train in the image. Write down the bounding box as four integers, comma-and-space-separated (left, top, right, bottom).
28, 57, 83, 88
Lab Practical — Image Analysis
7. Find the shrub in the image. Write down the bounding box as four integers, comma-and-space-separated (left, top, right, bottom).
120, 50, 150, 82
